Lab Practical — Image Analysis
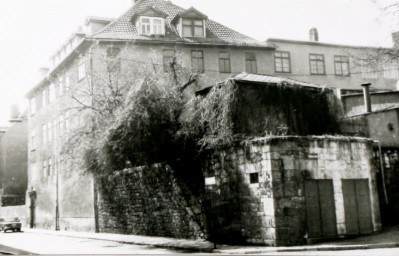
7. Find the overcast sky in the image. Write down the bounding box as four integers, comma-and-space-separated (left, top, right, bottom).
0, 0, 397, 125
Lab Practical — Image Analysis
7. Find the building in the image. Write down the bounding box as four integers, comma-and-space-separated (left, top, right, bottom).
267, 29, 399, 93
197, 74, 381, 245
25, 0, 276, 231
341, 88, 399, 225
0, 106, 28, 207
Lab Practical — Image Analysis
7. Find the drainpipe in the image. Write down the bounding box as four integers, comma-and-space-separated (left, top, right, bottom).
361, 83, 372, 113
374, 140, 388, 204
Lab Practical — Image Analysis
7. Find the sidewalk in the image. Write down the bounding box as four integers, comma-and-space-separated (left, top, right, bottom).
215, 226, 399, 254
21, 226, 399, 254
23, 228, 215, 252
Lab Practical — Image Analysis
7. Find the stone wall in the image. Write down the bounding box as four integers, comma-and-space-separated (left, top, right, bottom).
97, 163, 205, 239
204, 136, 381, 246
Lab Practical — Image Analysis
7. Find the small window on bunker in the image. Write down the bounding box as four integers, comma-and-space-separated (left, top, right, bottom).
250, 173, 259, 184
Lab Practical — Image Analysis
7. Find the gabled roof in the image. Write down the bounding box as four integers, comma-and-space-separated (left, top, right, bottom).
90, 0, 272, 48
132, 6, 168, 20
172, 7, 208, 22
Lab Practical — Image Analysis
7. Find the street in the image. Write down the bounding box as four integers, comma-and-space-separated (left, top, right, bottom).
0, 231, 190, 254
258, 248, 399, 256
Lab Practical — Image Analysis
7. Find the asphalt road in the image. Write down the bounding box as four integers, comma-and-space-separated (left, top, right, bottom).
257, 248, 399, 256
0, 231, 190, 254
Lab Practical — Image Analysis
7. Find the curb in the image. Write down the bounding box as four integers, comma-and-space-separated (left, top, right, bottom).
214, 242, 399, 254
23, 229, 214, 253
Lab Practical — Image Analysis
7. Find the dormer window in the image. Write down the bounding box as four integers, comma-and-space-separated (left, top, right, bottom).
182, 19, 204, 37
138, 16, 165, 35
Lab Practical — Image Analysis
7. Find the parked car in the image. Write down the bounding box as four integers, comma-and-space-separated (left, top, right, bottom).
0, 217, 22, 232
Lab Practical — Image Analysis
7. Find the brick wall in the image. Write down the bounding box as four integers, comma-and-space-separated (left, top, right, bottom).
97, 163, 205, 239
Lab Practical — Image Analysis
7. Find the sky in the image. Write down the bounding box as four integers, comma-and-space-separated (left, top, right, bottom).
0, 0, 398, 125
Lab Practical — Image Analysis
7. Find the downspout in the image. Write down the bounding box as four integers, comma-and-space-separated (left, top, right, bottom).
374, 140, 388, 204
88, 42, 100, 233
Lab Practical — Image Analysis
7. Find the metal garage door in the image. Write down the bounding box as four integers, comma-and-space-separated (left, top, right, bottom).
342, 179, 373, 235
304, 180, 337, 238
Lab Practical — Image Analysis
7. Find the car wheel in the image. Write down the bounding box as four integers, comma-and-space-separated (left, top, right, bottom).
16, 228, 21, 232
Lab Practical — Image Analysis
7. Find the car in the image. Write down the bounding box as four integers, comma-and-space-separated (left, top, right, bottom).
0, 217, 22, 232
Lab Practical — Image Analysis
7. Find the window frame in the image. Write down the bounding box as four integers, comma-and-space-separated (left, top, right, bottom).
274, 51, 291, 73
30, 97, 36, 116
191, 50, 204, 73
309, 53, 326, 75
245, 53, 257, 74
163, 49, 176, 72
106, 47, 121, 73
334, 55, 350, 76
139, 16, 165, 36
219, 52, 231, 73
182, 18, 204, 38
78, 55, 86, 81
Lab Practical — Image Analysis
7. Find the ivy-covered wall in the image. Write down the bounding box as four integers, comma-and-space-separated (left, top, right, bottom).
97, 163, 206, 239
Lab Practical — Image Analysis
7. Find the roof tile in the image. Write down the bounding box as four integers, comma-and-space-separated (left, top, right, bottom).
91, 0, 271, 48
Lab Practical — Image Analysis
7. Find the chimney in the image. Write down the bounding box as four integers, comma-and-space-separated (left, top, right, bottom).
392, 32, 399, 48
361, 83, 372, 113
10, 104, 20, 120
309, 28, 319, 42
38, 67, 49, 77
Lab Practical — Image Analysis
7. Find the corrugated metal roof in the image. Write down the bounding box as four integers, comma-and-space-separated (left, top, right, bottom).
91, 0, 272, 48
232, 73, 324, 89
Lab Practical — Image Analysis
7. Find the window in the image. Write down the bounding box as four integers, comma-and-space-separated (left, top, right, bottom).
139, 16, 164, 35
31, 131, 36, 150
163, 50, 176, 72
42, 124, 47, 144
49, 83, 55, 103
65, 111, 70, 133
249, 173, 259, 184
361, 65, 378, 79
53, 119, 57, 141
59, 115, 64, 136
31, 164, 38, 181
192, 50, 204, 73
48, 122, 52, 143
219, 52, 231, 73
383, 62, 399, 79
58, 76, 64, 96
30, 97, 36, 116
65, 72, 70, 91
245, 53, 257, 74
78, 56, 86, 80
182, 19, 204, 37
274, 51, 291, 73
48, 158, 52, 176
334, 56, 350, 76
43, 160, 47, 177
106, 47, 120, 72
309, 54, 325, 75
42, 89, 47, 108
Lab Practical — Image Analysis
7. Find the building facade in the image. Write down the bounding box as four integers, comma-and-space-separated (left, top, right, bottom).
267, 32, 399, 92
25, 0, 276, 231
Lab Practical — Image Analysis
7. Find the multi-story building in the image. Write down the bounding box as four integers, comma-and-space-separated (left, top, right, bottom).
267, 29, 399, 93
25, 0, 399, 233
25, 0, 276, 231
0, 106, 27, 207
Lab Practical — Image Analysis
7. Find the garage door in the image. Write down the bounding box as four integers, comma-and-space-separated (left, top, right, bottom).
342, 179, 373, 235
304, 180, 337, 238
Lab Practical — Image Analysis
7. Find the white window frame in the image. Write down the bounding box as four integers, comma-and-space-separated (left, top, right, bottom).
78, 56, 86, 80
138, 16, 165, 36
30, 97, 36, 116
49, 83, 55, 103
